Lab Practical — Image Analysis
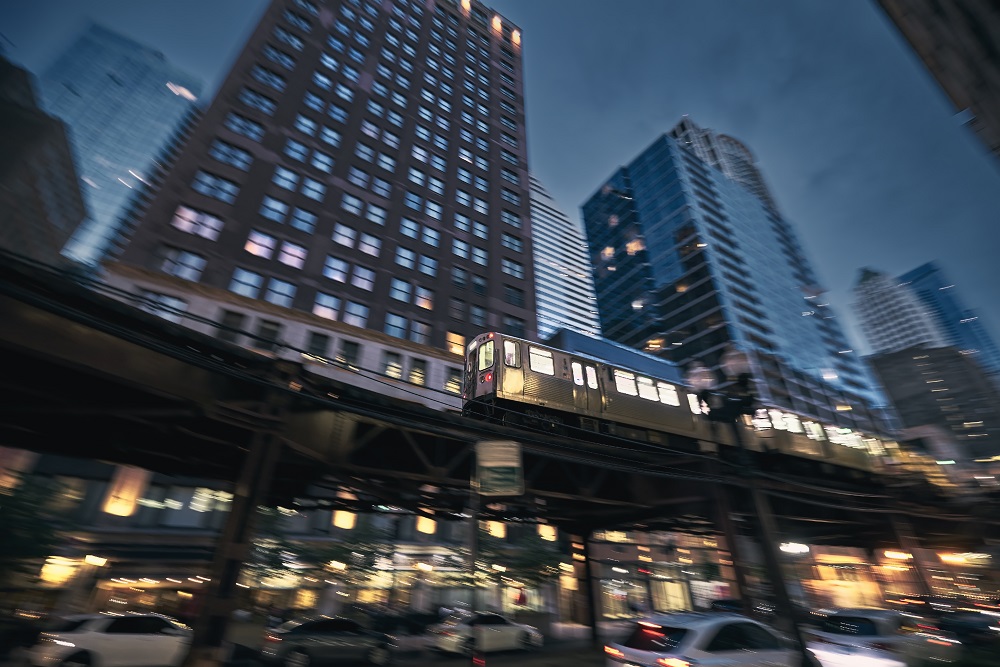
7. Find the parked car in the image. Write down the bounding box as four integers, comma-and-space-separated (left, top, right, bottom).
427, 611, 543, 656
805, 608, 961, 667
27, 613, 191, 667
936, 611, 1000, 649
604, 611, 820, 667
260, 616, 395, 666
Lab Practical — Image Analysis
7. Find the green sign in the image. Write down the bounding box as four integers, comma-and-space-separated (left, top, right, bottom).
475, 441, 524, 496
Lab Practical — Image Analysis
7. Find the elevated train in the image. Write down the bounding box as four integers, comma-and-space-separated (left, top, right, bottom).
462, 331, 910, 478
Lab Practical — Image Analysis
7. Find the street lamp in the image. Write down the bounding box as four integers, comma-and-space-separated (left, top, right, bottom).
685, 349, 811, 664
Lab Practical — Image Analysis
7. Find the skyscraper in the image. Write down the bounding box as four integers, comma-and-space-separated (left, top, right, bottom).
876, 0, 1000, 163
38, 23, 203, 266
582, 119, 881, 431
900, 261, 1000, 378
0, 56, 86, 265
852, 267, 948, 354
114, 0, 533, 358
529, 175, 601, 340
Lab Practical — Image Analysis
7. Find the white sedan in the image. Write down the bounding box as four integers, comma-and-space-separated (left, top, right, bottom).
28, 613, 191, 667
428, 612, 543, 656
604, 612, 820, 667
806, 609, 961, 667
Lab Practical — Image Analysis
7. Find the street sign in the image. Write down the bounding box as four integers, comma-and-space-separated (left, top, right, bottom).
475, 440, 524, 496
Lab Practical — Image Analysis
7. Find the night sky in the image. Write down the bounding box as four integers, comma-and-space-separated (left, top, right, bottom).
4, 0, 999, 354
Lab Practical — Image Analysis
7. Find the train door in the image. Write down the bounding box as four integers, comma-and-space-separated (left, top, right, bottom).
570, 359, 601, 416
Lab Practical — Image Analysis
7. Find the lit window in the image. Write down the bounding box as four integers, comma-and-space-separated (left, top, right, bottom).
446, 332, 465, 356
245, 230, 276, 258
529, 347, 555, 375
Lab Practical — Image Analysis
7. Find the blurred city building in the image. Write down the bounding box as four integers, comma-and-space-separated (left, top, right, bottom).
529, 176, 601, 340
37, 23, 203, 267
581, 118, 885, 433
0, 56, 86, 266
852, 267, 948, 354
900, 261, 1000, 380
876, 0, 1000, 163
870, 344, 1000, 458
111, 0, 536, 362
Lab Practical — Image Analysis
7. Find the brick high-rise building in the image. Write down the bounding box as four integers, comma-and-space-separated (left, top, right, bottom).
114, 0, 533, 358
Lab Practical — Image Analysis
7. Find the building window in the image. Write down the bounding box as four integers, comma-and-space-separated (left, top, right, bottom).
471, 247, 488, 266
444, 332, 465, 358
294, 114, 317, 135
395, 246, 416, 269
409, 358, 427, 385
444, 366, 462, 393
333, 223, 357, 247
382, 350, 404, 378
501, 232, 522, 252
289, 207, 316, 233
229, 267, 263, 297
245, 230, 277, 258
449, 297, 464, 320
138, 290, 187, 324
410, 320, 431, 345
284, 138, 309, 162
384, 314, 408, 339
371, 177, 392, 198
501, 258, 524, 279
504, 284, 524, 307
503, 316, 525, 338
470, 305, 486, 327
472, 275, 487, 296
414, 286, 433, 309
278, 241, 307, 268
323, 256, 349, 282
265, 278, 296, 307
348, 166, 369, 188
209, 139, 253, 170
171, 206, 223, 240
342, 193, 364, 215
301, 177, 326, 201
452, 267, 468, 289
238, 88, 276, 115
160, 247, 206, 281
320, 126, 342, 147
192, 171, 239, 203
366, 204, 387, 225
418, 254, 437, 276
225, 113, 265, 141
312, 151, 335, 173
351, 266, 376, 291
343, 301, 369, 327
254, 319, 283, 352
313, 292, 341, 320
500, 210, 520, 228
216, 310, 245, 344
260, 196, 289, 222
272, 166, 299, 190
390, 278, 411, 302
336, 339, 360, 366
358, 233, 381, 256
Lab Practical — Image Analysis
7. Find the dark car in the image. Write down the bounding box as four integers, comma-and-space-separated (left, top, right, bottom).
937, 611, 1000, 648
259, 617, 395, 666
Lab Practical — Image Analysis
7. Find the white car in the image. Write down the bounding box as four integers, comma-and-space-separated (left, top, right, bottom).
28, 613, 192, 667
806, 609, 961, 667
428, 611, 543, 656
604, 612, 819, 667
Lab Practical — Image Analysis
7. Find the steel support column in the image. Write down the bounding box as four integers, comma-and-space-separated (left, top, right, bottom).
890, 513, 934, 598
183, 413, 284, 667
581, 533, 600, 647
711, 474, 753, 614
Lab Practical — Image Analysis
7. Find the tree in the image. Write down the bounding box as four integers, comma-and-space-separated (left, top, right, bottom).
0, 475, 68, 589
297, 517, 395, 588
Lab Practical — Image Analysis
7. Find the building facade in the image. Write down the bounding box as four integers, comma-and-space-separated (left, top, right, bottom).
852, 267, 949, 354
114, 0, 535, 361
870, 344, 1000, 458
900, 262, 1000, 379
38, 23, 203, 267
876, 0, 1000, 163
529, 176, 601, 340
581, 119, 882, 432
0, 56, 86, 266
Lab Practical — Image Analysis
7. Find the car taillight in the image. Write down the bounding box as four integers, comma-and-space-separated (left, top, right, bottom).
265, 634, 282, 643
867, 642, 896, 652
656, 658, 694, 667
604, 646, 624, 658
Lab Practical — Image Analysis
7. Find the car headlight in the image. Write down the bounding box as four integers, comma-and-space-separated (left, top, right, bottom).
53, 640, 76, 648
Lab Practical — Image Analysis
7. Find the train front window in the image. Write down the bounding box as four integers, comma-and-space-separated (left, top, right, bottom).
477, 340, 495, 371
503, 339, 520, 367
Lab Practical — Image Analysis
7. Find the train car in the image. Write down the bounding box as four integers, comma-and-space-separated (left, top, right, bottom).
464, 331, 900, 479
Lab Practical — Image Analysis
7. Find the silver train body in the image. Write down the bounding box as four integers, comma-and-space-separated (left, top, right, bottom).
462, 332, 905, 477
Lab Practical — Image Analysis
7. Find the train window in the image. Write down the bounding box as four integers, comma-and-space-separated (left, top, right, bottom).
528, 347, 554, 375
636, 376, 658, 401
687, 394, 704, 414
477, 340, 495, 371
571, 362, 584, 386
503, 339, 520, 367
613, 369, 638, 396
585, 366, 598, 389
657, 382, 680, 406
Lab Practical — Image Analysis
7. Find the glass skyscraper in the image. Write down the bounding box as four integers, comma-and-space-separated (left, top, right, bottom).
529, 175, 601, 340
852, 267, 948, 354
38, 23, 203, 266
899, 262, 1000, 379
582, 118, 881, 431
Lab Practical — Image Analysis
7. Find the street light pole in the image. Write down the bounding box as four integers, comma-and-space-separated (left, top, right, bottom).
687, 351, 812, 665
